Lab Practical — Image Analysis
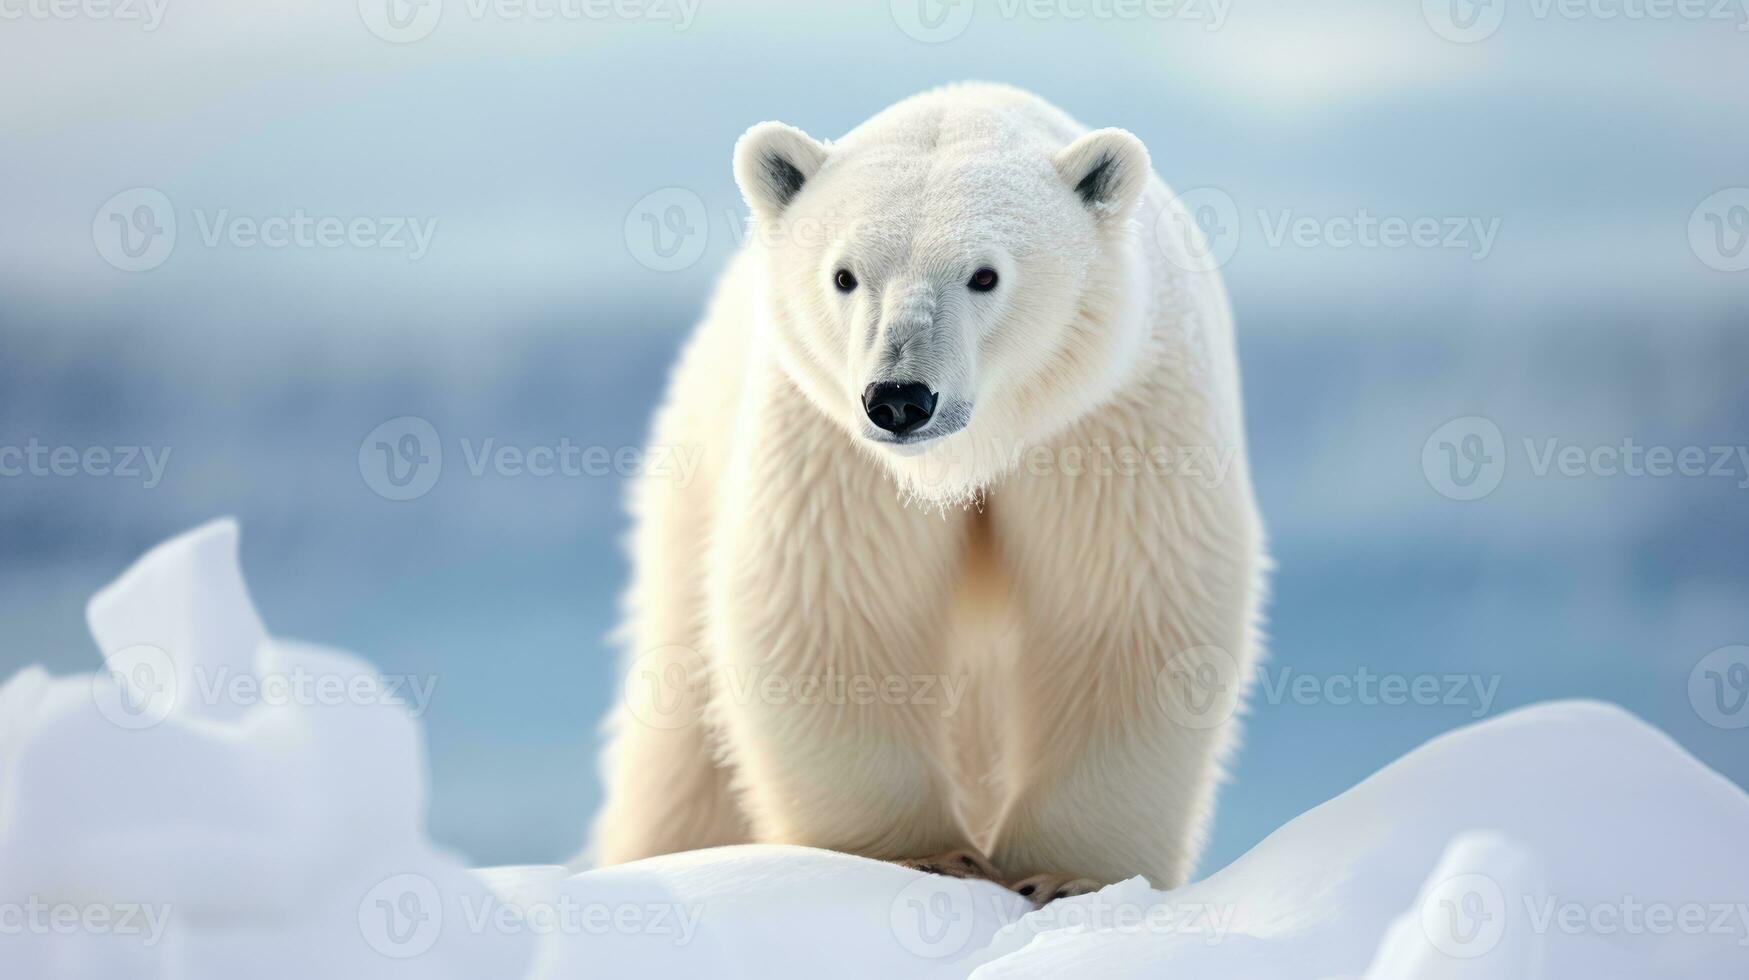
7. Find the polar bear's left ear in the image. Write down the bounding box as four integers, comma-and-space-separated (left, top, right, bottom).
1054, 128, 1151, 222
733, 121, 829, 225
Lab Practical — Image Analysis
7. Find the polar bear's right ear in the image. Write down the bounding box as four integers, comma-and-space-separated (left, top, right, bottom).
733, 121, 829, 224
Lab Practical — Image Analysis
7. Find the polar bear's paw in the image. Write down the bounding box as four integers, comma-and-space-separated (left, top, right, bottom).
895, 849, 1003, 883
1010, 872, 1100, 905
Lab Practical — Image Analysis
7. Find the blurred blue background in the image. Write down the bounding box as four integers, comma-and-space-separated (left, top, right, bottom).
2, 0, 1745, 875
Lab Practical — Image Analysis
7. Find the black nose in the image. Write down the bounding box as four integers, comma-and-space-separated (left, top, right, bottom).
862, 382, 937, 435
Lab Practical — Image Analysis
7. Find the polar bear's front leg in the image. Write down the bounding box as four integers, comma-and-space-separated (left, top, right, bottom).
985, 438, 1262, 891
706, 376, 982, 864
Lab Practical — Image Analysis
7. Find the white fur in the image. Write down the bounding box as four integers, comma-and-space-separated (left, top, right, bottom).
590, 83, 1267, 889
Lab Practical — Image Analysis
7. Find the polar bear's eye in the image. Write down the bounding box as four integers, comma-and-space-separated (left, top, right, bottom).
833, 269, 858, 293
968, 268, 999, 292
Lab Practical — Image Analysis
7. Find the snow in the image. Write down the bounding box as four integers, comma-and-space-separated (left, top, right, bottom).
2, 520, 1745, 978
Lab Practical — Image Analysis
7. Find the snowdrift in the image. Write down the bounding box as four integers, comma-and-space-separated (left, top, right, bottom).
1, 521, 1745, 978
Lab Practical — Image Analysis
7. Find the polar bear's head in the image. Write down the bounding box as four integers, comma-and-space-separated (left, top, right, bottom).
732, 84, 1154, 506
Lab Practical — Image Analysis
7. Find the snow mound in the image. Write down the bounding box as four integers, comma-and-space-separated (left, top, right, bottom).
2, 520, 1745, 978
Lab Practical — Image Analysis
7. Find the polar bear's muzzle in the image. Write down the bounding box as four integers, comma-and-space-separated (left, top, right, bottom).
861, 382, 936, 436
856, 279, 975, 447
859, 382, 970, 448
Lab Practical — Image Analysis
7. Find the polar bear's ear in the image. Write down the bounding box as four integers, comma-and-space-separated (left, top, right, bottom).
733, 121, 829, 224
1053, 128, 1151, 222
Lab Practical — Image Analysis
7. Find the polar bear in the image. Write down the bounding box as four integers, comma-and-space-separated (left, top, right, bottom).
590, 83, 1266, 901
